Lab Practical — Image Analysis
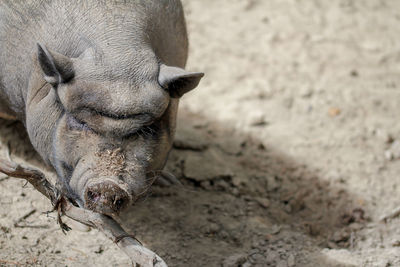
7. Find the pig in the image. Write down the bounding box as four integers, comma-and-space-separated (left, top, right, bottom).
0, 0, 203, 216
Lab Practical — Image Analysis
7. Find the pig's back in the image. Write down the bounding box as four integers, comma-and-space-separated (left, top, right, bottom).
0, 0, 188, 118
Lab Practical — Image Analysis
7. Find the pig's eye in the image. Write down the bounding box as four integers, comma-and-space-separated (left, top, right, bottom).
123, 122, 159, 140
137, 123, 159, 139
66, 114, 92, 132
122, 130, 140, 140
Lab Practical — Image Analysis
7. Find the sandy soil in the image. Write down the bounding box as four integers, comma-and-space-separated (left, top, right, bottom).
1, 0, 400, 266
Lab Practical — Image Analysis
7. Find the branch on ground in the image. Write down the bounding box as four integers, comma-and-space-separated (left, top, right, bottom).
0, 158, 167, 267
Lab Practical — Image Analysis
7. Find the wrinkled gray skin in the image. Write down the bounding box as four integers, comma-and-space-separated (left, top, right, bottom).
0, 0, 203, 215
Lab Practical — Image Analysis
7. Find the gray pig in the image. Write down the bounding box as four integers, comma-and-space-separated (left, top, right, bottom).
0, 0, 203, 215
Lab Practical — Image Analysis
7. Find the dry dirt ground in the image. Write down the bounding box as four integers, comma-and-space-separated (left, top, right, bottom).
1, 0, 400, 266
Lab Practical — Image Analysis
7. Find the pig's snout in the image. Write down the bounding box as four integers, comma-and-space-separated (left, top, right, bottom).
84, 180, 130, 214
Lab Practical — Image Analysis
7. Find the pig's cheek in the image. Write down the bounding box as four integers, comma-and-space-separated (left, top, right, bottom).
54, 128, 79, 165
52, 140, 74, 182
148, 132, 172, 170
52, 117, 92, 188
66, 133, 101, 196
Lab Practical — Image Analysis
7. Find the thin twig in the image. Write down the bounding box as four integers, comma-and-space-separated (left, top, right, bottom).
14, 209, 36, 226
0, 158, 167, 267
14, 224, 49, 229
380, 207, 400, 223
0, 176, 9, 182
0, 259, 22, 266
13, 209, 49, 228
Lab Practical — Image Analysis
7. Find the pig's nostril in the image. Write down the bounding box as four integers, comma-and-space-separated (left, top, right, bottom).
87, 190, 101, 202
114, 198, 125, 208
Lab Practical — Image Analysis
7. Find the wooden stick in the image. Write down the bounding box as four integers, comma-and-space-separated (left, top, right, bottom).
0, 158, 167, 267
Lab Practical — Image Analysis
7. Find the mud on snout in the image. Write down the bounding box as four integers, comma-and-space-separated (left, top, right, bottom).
67, 148, 154, 216
84, 179, 132, 215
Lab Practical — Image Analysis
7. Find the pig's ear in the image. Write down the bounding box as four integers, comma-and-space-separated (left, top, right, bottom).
158, 64, 204, 98
37, 43, 74, 85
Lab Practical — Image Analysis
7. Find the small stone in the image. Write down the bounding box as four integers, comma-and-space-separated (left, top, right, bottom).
232, 188, 240, 196
258, 142, 266, 150
277, 260, 288, 267
251, 239, 262, 249
215, 179, 231, 191
269, 225, 281, 235
300, 86, 313, 98
94, 245, 104, 254
249, 253, 266, 264
325, 169, 343, 183
328, 107, 341, 117
304, 222, 321, 236
267, 176, 280, 191
350, 70, 358, 77
284, 204, 292, 213
207, 222, 220, 234
392, 240, 400, 247
184, 149, 233, 182
385, 150, 393, 160
255, 197, 270, 208
266, 250, 280, 263
387, 140, 400, 159
232, 176, 248, 188
248, 112, 268, 126
327, 241, 339, 249
222, 254, 247, 267
220, 230, 229, 239
173, 138, 208, 151
287, 254, 296, 267
217, 138, 243, 155
349, 222, 363, 231
200, 180, 212, 190
282, 97, 294, 109
174, 126, 209, 151
249, 248, 260, 255
375, 129, 393, 144
331, 228, 350, 243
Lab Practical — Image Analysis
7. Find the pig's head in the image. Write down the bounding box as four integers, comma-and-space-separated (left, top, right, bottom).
35, 44, 203, 215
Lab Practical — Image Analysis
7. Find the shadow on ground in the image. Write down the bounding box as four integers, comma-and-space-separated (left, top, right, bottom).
0, 115, 365, 266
